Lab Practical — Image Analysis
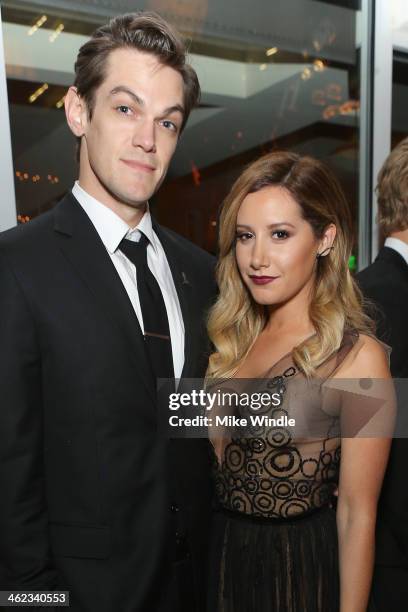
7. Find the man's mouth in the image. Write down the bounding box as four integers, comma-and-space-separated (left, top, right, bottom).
121, 159, 156, 173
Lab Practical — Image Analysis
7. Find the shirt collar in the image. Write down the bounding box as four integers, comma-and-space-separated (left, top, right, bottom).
384, 237, 408, 266
72, 181, 158, 254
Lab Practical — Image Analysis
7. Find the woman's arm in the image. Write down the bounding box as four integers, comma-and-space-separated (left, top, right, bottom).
335, 335, 394, 612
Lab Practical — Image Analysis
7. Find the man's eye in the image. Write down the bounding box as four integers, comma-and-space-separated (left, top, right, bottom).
236, 232, 253, 242
161, 120, 178, 132
272, 230, 289, 239
117, 105, 132, 115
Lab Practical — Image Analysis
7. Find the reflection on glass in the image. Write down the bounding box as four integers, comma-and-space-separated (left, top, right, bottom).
2, 0, 362, 260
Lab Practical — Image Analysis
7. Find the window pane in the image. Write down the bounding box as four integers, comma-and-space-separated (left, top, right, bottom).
2, 0, 362, 262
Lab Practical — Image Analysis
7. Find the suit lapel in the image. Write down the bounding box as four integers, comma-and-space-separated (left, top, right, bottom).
53, 194, 157, 406
152, 222, 198, 380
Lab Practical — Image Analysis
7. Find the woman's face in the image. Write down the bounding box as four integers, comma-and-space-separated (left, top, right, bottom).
235, 186, 332, 307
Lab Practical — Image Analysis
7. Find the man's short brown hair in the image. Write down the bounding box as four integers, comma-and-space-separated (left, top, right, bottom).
377, 137, 408, 236
73, 11, 200, 131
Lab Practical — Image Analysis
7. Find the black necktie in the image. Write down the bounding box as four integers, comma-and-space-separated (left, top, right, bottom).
118, 234, 174, 382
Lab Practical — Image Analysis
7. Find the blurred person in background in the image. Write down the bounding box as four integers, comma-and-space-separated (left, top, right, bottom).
358, 138, 408, 611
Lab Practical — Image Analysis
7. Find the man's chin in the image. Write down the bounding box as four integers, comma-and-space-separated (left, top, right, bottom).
109, 186, 154, 209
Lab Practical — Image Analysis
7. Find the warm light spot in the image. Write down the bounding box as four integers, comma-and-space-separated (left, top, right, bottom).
313, 59, 325, 72
266, 47, 278, 57
28, 83, 49, 104
191, 162, 201, 187
323, 105, 338, 120
27, 15, 47, 36
55, 96, 65, 109
49, 23, 65, 43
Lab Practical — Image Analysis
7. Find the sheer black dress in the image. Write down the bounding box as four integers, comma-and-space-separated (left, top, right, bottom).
208, 331, 361, 612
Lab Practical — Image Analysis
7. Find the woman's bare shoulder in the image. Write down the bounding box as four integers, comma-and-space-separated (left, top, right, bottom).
334, 333, 391, 379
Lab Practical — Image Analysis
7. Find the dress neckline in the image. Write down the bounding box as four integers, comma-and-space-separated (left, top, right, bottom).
234, 331, 317, 379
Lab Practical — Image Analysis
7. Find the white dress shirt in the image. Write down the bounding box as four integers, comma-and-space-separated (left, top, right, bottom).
384, 237, 408, 266
72, 181, 185, 379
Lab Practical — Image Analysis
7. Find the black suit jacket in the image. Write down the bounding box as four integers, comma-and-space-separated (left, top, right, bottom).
0, 193, 216, 611
358, 246, 408, 570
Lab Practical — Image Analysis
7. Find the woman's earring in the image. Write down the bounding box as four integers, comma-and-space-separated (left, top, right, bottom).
316, 246, 334, 259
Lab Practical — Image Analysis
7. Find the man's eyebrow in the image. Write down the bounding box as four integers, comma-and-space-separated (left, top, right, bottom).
110, 86, 144, 106
161, 104, 185, 117
109, 86, 184, 118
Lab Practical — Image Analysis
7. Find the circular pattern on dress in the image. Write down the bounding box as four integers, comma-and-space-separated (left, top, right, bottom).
301, 458, 319, 478
228, 476, 235, 487
224, 443, 245, 473
280, 498, 309, 517
267, 376, 284, 390
215, 478, 226, 501
244, 479, 259, 495
272, 480, 294, 499
260, 479, 272, 491
230, 489, 252, 513
249, 438, 266, 454
209, 351, 347, 521
295, 480, 312, 498
270, 408, 288, 420
246, 459, 263, 477
247, 423, 266, 438
321, 452, 333, 466
253, 492, 275, 513
267, 427, 291, 448
264, 447, 301, 478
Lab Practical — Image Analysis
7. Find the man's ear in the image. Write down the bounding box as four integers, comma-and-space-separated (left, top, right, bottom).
65, 86, 87, 137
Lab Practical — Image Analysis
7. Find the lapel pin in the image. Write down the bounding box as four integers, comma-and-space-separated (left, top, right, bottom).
181, 271, 190, 286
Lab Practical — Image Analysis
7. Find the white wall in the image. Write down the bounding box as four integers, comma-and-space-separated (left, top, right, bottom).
0, 7, 17, 231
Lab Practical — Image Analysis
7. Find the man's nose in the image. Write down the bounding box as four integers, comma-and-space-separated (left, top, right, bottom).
132, 118, 156, 153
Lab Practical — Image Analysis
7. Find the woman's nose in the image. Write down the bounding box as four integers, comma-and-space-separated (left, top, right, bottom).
250, 238, 269, 269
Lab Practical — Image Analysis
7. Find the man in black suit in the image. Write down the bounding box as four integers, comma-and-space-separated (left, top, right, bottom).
0, 12, 215, 612
358, 137, 408, 611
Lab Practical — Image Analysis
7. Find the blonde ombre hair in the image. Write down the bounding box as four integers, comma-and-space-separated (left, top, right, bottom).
207, 151, 374, 379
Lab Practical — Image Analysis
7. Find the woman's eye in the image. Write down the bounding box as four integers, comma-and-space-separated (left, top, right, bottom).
236, 232, 253, 242
272, 230, 289, 239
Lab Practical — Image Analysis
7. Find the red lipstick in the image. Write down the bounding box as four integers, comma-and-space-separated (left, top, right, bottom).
249, 275, 278, 285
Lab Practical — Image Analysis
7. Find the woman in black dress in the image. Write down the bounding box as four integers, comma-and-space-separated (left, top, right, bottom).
206, 151, 394, 611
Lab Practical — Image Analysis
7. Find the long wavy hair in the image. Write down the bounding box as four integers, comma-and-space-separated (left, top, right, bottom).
207, 151, 374, 379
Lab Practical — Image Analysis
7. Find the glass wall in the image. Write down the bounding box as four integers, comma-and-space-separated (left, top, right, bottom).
2, 0, 363, 257
392, 50, 408, 147
392, 0, 408, 149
